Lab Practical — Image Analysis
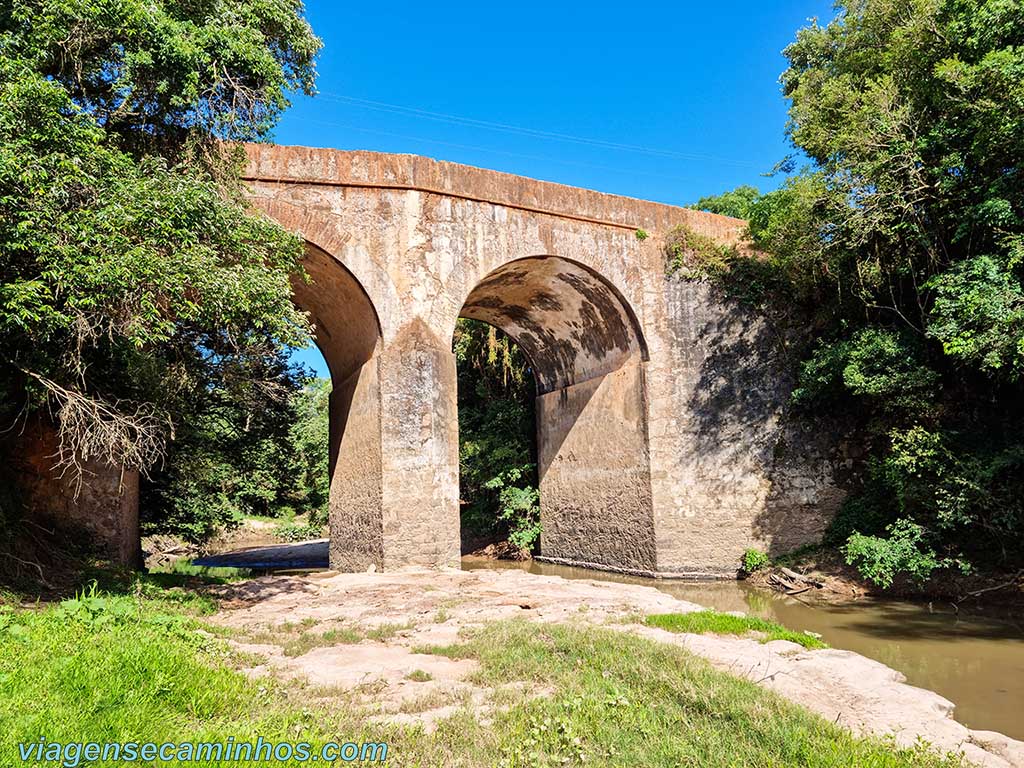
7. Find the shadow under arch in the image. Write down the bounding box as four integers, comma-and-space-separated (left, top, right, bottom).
456, 255, 658, 573
291, 242, 384, 570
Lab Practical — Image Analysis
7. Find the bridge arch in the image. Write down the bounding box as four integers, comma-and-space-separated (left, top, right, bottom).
454, 256, 657, 573
291, 242, 385, 570
458, 255, 649, 393
250, 196, 403, 341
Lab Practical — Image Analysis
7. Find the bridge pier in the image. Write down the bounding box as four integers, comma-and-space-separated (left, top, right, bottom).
325, 321, 461, 572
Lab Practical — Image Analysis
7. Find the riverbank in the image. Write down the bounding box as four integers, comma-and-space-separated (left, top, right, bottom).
5, 568, 1022, 767
209, 566, 1023, 766
745, 547, 1024, 609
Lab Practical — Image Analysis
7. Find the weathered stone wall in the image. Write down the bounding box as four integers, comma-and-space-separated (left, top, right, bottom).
647, 280, 848, 576
537, 356, 657, 574
5, 419, 140, 567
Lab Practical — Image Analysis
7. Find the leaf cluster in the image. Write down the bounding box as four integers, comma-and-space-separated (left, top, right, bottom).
0, 0, 321, 547
696, 0, 1024, 583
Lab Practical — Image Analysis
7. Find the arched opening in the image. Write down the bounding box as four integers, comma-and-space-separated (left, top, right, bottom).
455, 256, 657, 572
454, 318, 539, 556
291, 243, 383, 570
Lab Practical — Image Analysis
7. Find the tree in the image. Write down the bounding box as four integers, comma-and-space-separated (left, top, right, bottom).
701, 0, 1024, 584
692, 185, 761, 220
0, 0, 321, 548
454, 319, 540, 551
289, 377, 331, 527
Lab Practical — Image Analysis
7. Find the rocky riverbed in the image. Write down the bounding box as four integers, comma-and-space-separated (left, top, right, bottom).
207, 566, 1024, 767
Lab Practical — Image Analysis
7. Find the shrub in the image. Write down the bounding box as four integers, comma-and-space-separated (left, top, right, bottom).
664, 225, 735, 278
273, 522, 324, 543
498, 486, 541, 551
742, 548, 770, 574
843, 519, 967, 589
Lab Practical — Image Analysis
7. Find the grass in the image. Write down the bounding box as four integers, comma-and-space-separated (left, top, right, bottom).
242, 623, 365, 656
242, 511, 296, 525
365, 620, 415, 641
0, 580, 962, 767
421, 621, 961, 767
147, 560, 253, 582
646, 610, 828, 649
281, 627, 364, 657
405, 669, 434, 682
0, 582, 380, 767
397, 687, 464, 714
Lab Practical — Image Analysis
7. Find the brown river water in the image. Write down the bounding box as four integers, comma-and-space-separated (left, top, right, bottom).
462, 557, 1024, 740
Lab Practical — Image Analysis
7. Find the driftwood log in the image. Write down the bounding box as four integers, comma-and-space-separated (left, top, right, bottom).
766, 567, 824, 596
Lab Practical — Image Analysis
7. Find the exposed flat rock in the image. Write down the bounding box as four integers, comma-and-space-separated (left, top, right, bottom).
209, 567, 1024, 766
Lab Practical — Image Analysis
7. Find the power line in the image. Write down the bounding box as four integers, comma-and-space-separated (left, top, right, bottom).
313, 92, 764, 169
294, 117, 711, 188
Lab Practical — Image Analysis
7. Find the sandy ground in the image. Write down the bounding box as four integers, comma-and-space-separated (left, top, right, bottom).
208, 567, 1024, 768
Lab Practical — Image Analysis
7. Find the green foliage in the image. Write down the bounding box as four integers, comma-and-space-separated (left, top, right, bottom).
142, 354, 304, 540
823, 490, 893, 547
844, 520, 960, 589
143, 373, 330, 541
837, 425, 1024, 572
498, 486, 542, 550
0, 0, 322, 551
697, 0, 1024, 585
664, 224, 735, 278
927, 249, 1024, 379
288, 377, 331, 527
646, 611, 827, 650
792, 328, 939, 416
741, 548, 770, 574
454, 319, 540, 549
273, 521, 325, 543
634, 228, 649, 241
2, 0, 320, 148
692, 185, 761, 220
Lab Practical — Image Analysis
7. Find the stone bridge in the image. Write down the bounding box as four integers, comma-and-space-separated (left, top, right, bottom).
13, 145, 848, 577
239, 145, 845, 578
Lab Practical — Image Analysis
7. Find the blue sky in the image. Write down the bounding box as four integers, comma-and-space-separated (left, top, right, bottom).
282, 0, 836, 377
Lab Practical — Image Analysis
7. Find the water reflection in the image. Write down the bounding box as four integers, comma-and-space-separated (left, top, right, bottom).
463, 557, 1024, 740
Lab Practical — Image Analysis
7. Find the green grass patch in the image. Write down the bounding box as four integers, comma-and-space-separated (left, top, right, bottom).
0, 581, 960, 768
241, 622, 365, 656
365, 620, 415, 641
0, 585, 385, 767
422, 621, 959, 767
281, 627, 364, 656
147, 560, 254, 582
243, 511, 295, 525
646, 610, 827, 649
